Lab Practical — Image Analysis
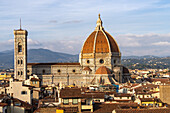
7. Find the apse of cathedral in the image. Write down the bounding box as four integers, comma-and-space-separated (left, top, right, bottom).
14, 14, 130, 86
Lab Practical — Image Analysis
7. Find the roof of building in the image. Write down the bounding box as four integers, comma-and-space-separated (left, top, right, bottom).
41, 95, 58, 103
151, 78, 169, 83
81, 14, 120, 54
95, 66, 111, 74
0, 94, 8, 100
113, 99, 132, 102
82, 92, 105, 99
114, 108, 170, 113
83, 67, 92, 71
31, 78, 40, 81
60, 88, 82, 98
140, 98, 163, 103
0, 102, 8, 107
114, 93, 132, 97
12, 98, 33, 109
93, 103, 138, 113
28, 62, 80, 66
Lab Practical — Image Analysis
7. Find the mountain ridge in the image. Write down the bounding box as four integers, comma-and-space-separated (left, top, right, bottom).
0, 49, 170, 69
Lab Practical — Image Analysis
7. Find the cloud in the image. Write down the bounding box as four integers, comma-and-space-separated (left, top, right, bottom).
114, 33, 170, 56
152, 41, 170, 46
7, 39, 14, 44
62, 20, 82, 24
49, 20, 57, 23
27, 38, 41, 46
39, 39, 83, 54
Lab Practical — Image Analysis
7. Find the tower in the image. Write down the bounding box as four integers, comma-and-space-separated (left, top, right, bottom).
14, 21, 28, 80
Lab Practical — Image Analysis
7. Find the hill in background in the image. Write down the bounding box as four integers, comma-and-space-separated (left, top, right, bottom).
0, 48, 78, 69
0, 49, 170, 70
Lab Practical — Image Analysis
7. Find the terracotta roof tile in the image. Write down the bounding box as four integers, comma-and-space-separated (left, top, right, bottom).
115, 108, 170, 113
60, 88, 81, 98
83, 67, 92, 71
114, 93, 132, 97
28, 62, 80, 66
82, 92, 105, 98
82, 30, 120, 54
95, 66, 111, 74
31, 78, 40, 81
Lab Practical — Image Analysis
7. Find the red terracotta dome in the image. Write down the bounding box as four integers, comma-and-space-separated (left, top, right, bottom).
81, 14, 120, 54
95, 66, 111, 74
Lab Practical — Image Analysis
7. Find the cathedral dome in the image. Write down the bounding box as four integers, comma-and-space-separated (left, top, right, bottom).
81, 14, 120, 54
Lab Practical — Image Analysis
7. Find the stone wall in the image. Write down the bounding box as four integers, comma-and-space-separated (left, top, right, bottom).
160, 85, 170, 104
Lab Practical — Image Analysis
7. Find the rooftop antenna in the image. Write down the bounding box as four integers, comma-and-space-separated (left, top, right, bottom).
20, 18, 21, 30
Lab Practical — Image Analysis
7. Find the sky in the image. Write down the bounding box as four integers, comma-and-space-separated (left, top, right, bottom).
0, 0, 170, 56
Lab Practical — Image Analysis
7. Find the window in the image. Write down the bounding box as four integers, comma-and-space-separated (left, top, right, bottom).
18, 45, 22, 52
72, 99, 78, 104
87, 60, 90, 64
21, 71, 23, 75
21, 60, 23, 64
114, 60, 116, 64
14, 102, 21, 106
99, 59, 104, 64
18, 71, 20, 75
58, 69, 61, 73
18, 60, 20, 64
21, 91, 27, 95
72, 69, 76, 73
42, 70, 45, 74
33, 81, 37, 84
63, 99, 69, 104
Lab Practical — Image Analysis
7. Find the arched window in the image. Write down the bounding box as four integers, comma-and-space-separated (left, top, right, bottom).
18, 43, 22, 52
114, 60, 116, 64
18, 71, 20, 75
18, 60, 20, 64
21, 71, 23, 75
21, 60, 23, 64
42, 69, 45, 74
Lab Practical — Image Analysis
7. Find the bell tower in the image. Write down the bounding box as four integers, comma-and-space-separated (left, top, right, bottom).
14, 20, 28, 80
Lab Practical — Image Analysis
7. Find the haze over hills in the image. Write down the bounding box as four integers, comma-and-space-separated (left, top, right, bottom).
0, 49, 79, 69
0, 48, 170, 69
